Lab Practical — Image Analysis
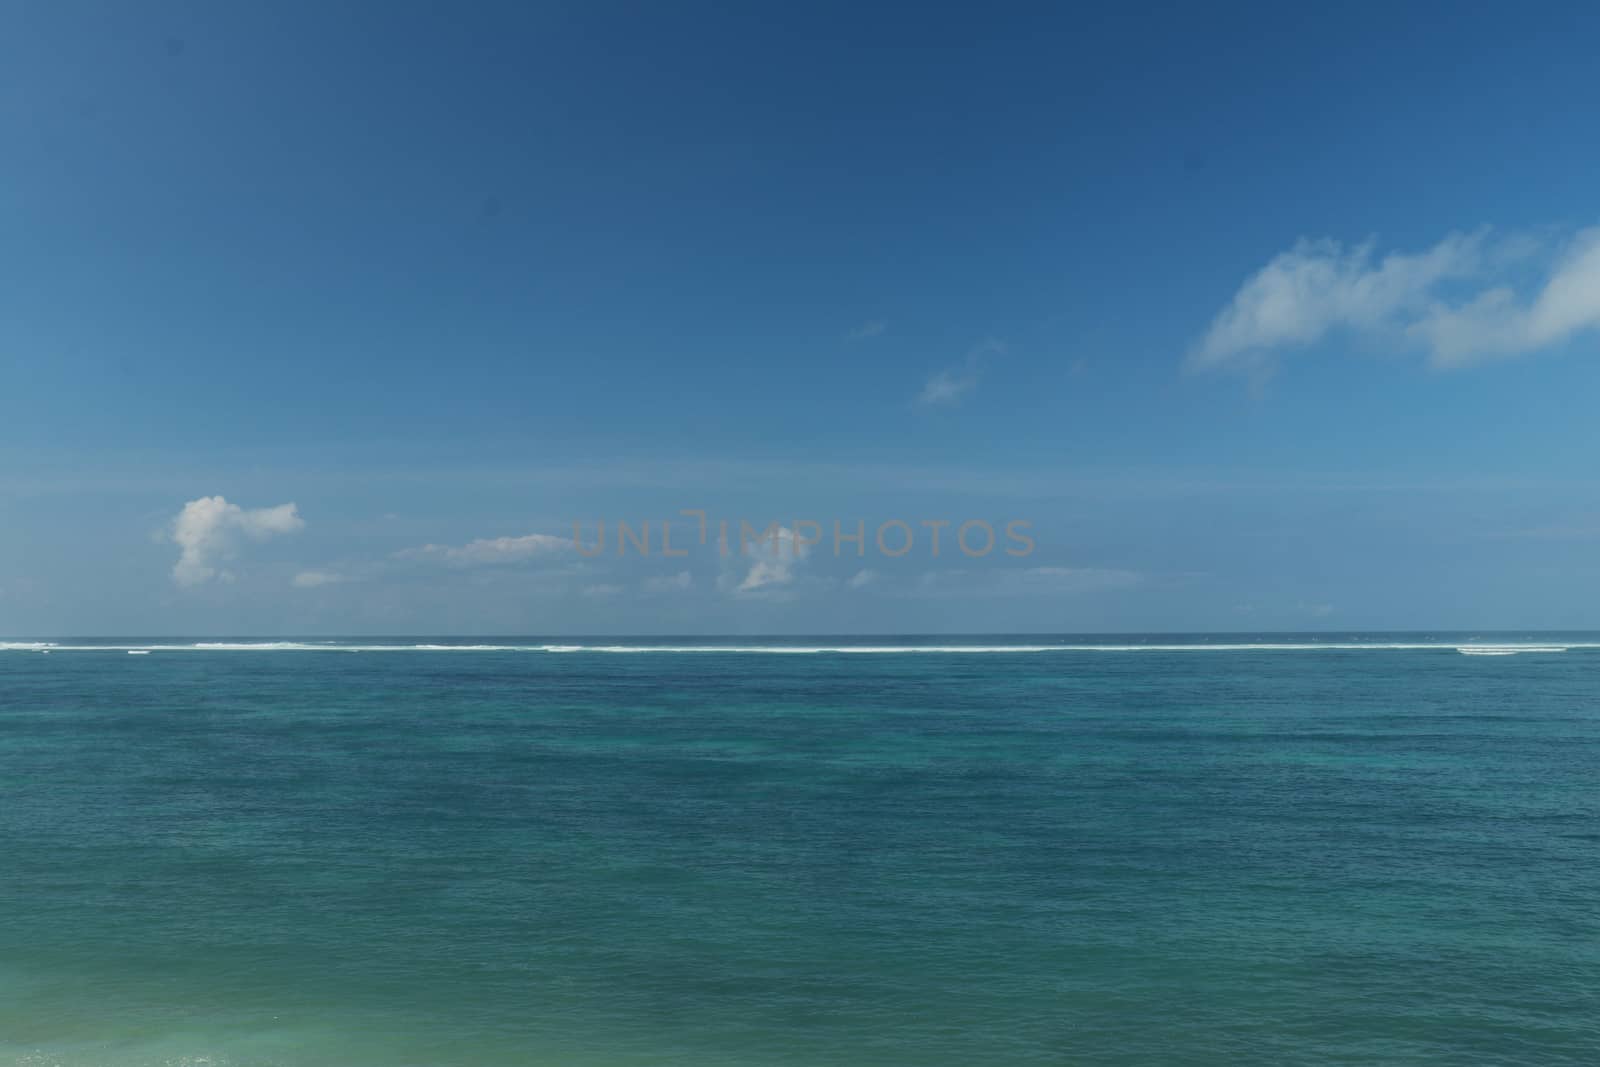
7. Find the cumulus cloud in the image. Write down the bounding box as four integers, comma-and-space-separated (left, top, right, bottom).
916, 338, 1005, 407
395, 533, 568, 567
642, 570, 693, 594
170, 496, 303, 586
720, 525, 811, 596
1192, 225, 1600, 372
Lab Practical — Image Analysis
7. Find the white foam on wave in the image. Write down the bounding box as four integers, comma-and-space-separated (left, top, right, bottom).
192, 642, 334, 651
411, 644, 527, 651
0, 641, 57, 651
1457, 646, 1568, 656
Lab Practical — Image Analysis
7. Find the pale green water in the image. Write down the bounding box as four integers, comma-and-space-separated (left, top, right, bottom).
2, 636, 1597, 1065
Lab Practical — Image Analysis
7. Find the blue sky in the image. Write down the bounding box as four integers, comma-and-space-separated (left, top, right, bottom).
5, 1, 1600, 634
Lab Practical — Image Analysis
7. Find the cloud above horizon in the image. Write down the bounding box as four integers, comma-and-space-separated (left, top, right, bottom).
170, 496, 304, 586
291, 570, 349, 589
720, 525, 811, 597
917, 338, 1005, 407
846, 568, 878, 590
643, 570, 693, 594
395, 532, 569, 567
1192, 225, 1600, 373
913, 565, 1144, 598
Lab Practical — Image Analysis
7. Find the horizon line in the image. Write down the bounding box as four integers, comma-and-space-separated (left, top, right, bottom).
6, 628, 1598, 640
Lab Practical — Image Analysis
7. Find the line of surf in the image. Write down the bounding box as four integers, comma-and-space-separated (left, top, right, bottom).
5, 641, 1596, 653
1457, 646, 1569, 656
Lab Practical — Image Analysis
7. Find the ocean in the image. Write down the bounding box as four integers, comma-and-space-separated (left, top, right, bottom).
2, 635, 1597, 1065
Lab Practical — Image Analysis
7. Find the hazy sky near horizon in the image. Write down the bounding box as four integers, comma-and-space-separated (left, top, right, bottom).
5, 1, 1600, 634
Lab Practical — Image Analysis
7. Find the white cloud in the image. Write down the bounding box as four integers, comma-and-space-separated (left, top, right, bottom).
642, 570, 693, 594
1412, 228, 1600, 365
917, 368, 978, 406
170, 496, 303, 586
848, 319, 887, 339
291, 570, 349, 589
916, 338, 1005, 407
846, 568, 878, 589
720, 525, 810, 596
582, 583, 624, 598
395, 532, 568, 567
1192, 225, 1600, 372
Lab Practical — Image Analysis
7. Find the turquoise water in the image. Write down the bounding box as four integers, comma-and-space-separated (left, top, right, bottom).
2, 636, 1598, 1065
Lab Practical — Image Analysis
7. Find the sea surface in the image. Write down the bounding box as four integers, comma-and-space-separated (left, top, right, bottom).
2, 634, 1597, 1066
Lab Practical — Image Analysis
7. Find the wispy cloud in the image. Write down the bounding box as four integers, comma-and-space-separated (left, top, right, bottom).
917, 338, 1005, 408
917, 368, 978, 407
1192, 225, 1600, 373
642, 570, 693, 594
1414, 229, 1600, 365
394, 532, 569, 567
914, 566, 1143, 598
169, 496, 304, 586
291, 569, 350, 589
846, 568, 878, 590
848, 319, 887, 339
582, 583, 624, 598
1023, 566, 1145, 591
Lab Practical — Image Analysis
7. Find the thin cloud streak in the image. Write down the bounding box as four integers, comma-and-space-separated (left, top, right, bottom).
916, 338, 1005, 408
394, 533, 569, 567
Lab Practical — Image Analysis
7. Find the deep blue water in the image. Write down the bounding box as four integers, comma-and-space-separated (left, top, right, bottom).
2, 636, 1598, 1065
